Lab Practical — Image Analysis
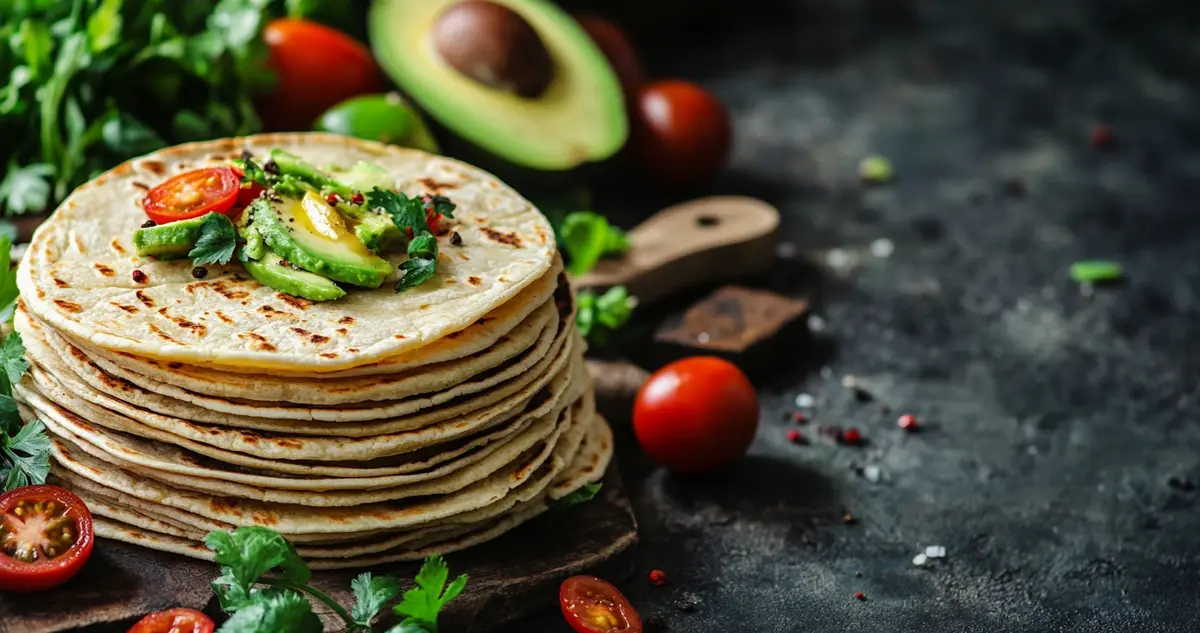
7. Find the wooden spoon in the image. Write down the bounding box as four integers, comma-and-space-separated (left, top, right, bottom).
573, 196, 780, 305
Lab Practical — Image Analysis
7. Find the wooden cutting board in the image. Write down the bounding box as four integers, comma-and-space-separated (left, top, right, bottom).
0, 460, 636, 633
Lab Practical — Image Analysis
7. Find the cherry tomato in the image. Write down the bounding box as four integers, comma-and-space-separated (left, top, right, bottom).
0, 485, 95, 592
228, 165, 266, 213
128, 608, 214, 633
261, 19, 382, 131
632, 80, 732, 188
633, 356, 759, 473
560, 575, 643, 633
142, 167, 240, 224
576, 16, 647, 101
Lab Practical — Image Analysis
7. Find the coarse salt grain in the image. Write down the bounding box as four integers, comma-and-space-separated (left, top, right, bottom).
870, 238, 895, 258
925, 545, 946, 559
912, 553, 928, 566
863, 465, 882, 483
795, 393, 815, 408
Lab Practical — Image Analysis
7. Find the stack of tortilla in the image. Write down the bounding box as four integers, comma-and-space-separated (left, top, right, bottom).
10, 134, 611, 569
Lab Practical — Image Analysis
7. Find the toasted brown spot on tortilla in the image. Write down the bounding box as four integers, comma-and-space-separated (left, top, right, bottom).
458, 253, 471, 262
139, 160, 166, 176
497, 276, 507, 283
320, 352, 338, 358
258, 305, 291, 318
147, 323, 181, 344
336, 328, 348, 335
159, 307, 206, 336
71, 233, 86, 253
110, 302, 138, 314
36, 289, 45, 299
444, 278, 457, 285
131, 181, 149, 192
135, 290, 155, 308
213, 310, 233, 324
52, 278, 69, 288
93, 263, 115, 277
393, 334, 406, 339
310, 334, 329, 344
110, 239, 126, 254
467, 276, 481, 286
276, 294, 312, 310
536, 227, 548, 244
271, 437, 303, 450
481, 227, 522, 248
52, 299, 82, 313
419, 304, 430, 310
168, 362, 183, 369
238, 332, 277, 352
338, 316, 355, 324
207, 280, 250, 300
417, 177, 459, 191
290, 327, 312, 337
447, 331, 461, 339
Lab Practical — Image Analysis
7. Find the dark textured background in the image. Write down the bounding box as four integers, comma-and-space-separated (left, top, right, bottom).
507, 0, 1200, 631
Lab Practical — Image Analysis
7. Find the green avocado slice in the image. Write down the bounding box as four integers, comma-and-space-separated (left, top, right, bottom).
244, 249, 346, 302
250, 193, 393, 288
133, 214, 211, 259
369, 0, 627, 171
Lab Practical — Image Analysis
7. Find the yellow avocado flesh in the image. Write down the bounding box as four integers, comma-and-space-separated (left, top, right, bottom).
369, 0, 628, 171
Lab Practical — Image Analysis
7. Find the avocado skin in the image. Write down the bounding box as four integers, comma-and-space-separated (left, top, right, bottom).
244, 249, 346, 302
249, 197, 393, 288
133, 214, 211, 259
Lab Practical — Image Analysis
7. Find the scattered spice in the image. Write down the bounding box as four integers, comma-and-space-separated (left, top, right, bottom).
450, 231, 463, 246
648, 569, 668, 586
1069, 260, 1123, 284
859, 155, 894, 184
191, 266, 208, 279
842, 513, 857, 525
351, 192, 365, 205
792, 412, 808, 424
1002, 177, 1026, 198
674, 593, 701, 612
278, 258, 291, 267
855, 571, 863, 578
263, 159, 279, 175
840, 428, 863, 446
1168, 476, 1195, 492
786, 429, 804, 444
854, 592, 866, 601
326, 193, 340, 206
131, 269, 147, 284
140, 220, 156, 228
1091, 124, 1115, 150
898, 414, 919, 431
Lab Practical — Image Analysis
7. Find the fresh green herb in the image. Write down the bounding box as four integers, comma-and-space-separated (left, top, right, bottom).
1, 419, 51, 491
205, 527, 465, 633
575, 286, 636, 347
188, 212, 239, 266
392, 554, 468, 633
549, 483, 603, 514
424, 194, 456, 219
370, 188, 431, 236
0, 164, 55, 215
396, 232, 438, 293
0, 234, 21, 321
558, 211, 629, 276
233, 155, 270, 188
859, 155, 894, 184
1069, 260, 1124, 284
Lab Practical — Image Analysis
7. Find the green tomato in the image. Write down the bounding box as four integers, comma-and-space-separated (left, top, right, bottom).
315, 93, 440, 154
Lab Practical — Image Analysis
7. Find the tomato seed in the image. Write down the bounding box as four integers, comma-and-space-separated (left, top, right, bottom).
131, 269, 147, 284
786, 429, 804, 444
649, 569, 668, 586
898, 414, 919, 431
854, 592, 866, 601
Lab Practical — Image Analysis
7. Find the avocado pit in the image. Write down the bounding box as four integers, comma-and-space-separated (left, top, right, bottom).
431, 0, 554, 98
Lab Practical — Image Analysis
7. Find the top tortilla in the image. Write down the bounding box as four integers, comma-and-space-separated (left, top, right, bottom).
18, 133, 557, 373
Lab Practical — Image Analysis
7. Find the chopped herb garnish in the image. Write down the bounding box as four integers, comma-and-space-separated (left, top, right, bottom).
549, 483, 603, 514
370, 188, 431, 236
188, 212, 239, 267
396, 232, 439, 293
1069, 260, 1123, 283
859, 155, 894, 184
424, 194, 456, 218
391, 554, 468, 633
0, 329, 48, 492
557, 211, 629, 276
575, 286, 636, 347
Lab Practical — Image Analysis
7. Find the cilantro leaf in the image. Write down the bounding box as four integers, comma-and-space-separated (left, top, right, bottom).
395, 232, 438, 293
559, 212, 629, 276
424, 194, 455, 219
2, 420, 51, 491
205, 526, 311, 600
551, 483, 603, 513
216, 589, 322, 633
575, 286, 636, 348
394, 554, 468, 631
0, 331, 30, 388
1069, 260, 1124, 284
385, 623, 433, 633
371, 188, 429, 236
350, 572, 402, 626
189, 212, 239, 267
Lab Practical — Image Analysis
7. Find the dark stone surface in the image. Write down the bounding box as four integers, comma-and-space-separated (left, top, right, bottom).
507, 0, 1200, 631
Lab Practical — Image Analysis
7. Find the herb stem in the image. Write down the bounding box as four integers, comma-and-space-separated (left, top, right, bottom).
260, 578, 360, 630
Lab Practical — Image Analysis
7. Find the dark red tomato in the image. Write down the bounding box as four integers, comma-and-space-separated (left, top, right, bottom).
0, 485, 95, 592
575, 16, 647, 101
142, 167, 240, 224
634, 356, 758, 473
632, 80, 732, 188
261, 19, 382, 131
229, 165, 266, 211
128, 608, 214, 633
560, 575, 643, 633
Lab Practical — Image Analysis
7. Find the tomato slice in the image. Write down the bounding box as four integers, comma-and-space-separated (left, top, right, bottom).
128, 608, 215, 633
142, 167, 240, 224
0, 485, 95, 592
560, 575, 643, 633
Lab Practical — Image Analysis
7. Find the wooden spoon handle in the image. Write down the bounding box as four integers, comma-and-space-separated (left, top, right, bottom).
574, 196, 780, 305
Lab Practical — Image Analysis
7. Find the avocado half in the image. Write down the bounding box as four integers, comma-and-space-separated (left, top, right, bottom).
369, 0, 628, 173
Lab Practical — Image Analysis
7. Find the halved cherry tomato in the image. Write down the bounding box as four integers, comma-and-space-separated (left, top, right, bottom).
261, 19, 382, 131
560, 575, 643, 633
228, 165, 266, 211
634, 356, 759, 473
128, 608, 215, 633
426, 208, 443, 235
141, 167, 240, 224
0, 485, 95, 592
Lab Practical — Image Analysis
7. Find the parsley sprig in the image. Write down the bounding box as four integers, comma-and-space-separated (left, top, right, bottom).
557, 211, 629, 276
367, 188, 457, 293
575, 286, 636, 348
0, 237, 50, 492
188, 212, 240, 267
205, 527, 466, 633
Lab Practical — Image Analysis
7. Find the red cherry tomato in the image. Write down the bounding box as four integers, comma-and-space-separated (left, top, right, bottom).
128, 608, 215, 633
560, 575, 643, 633
634, 356, 759, 473
575, 16, 647, 100
261, 19, 382, 131
632, 80, 732, 188
0, 485, 95, 592
142, 167, 240, 224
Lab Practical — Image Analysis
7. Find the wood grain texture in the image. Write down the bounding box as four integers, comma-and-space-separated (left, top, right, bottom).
0, 462, 636, 633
